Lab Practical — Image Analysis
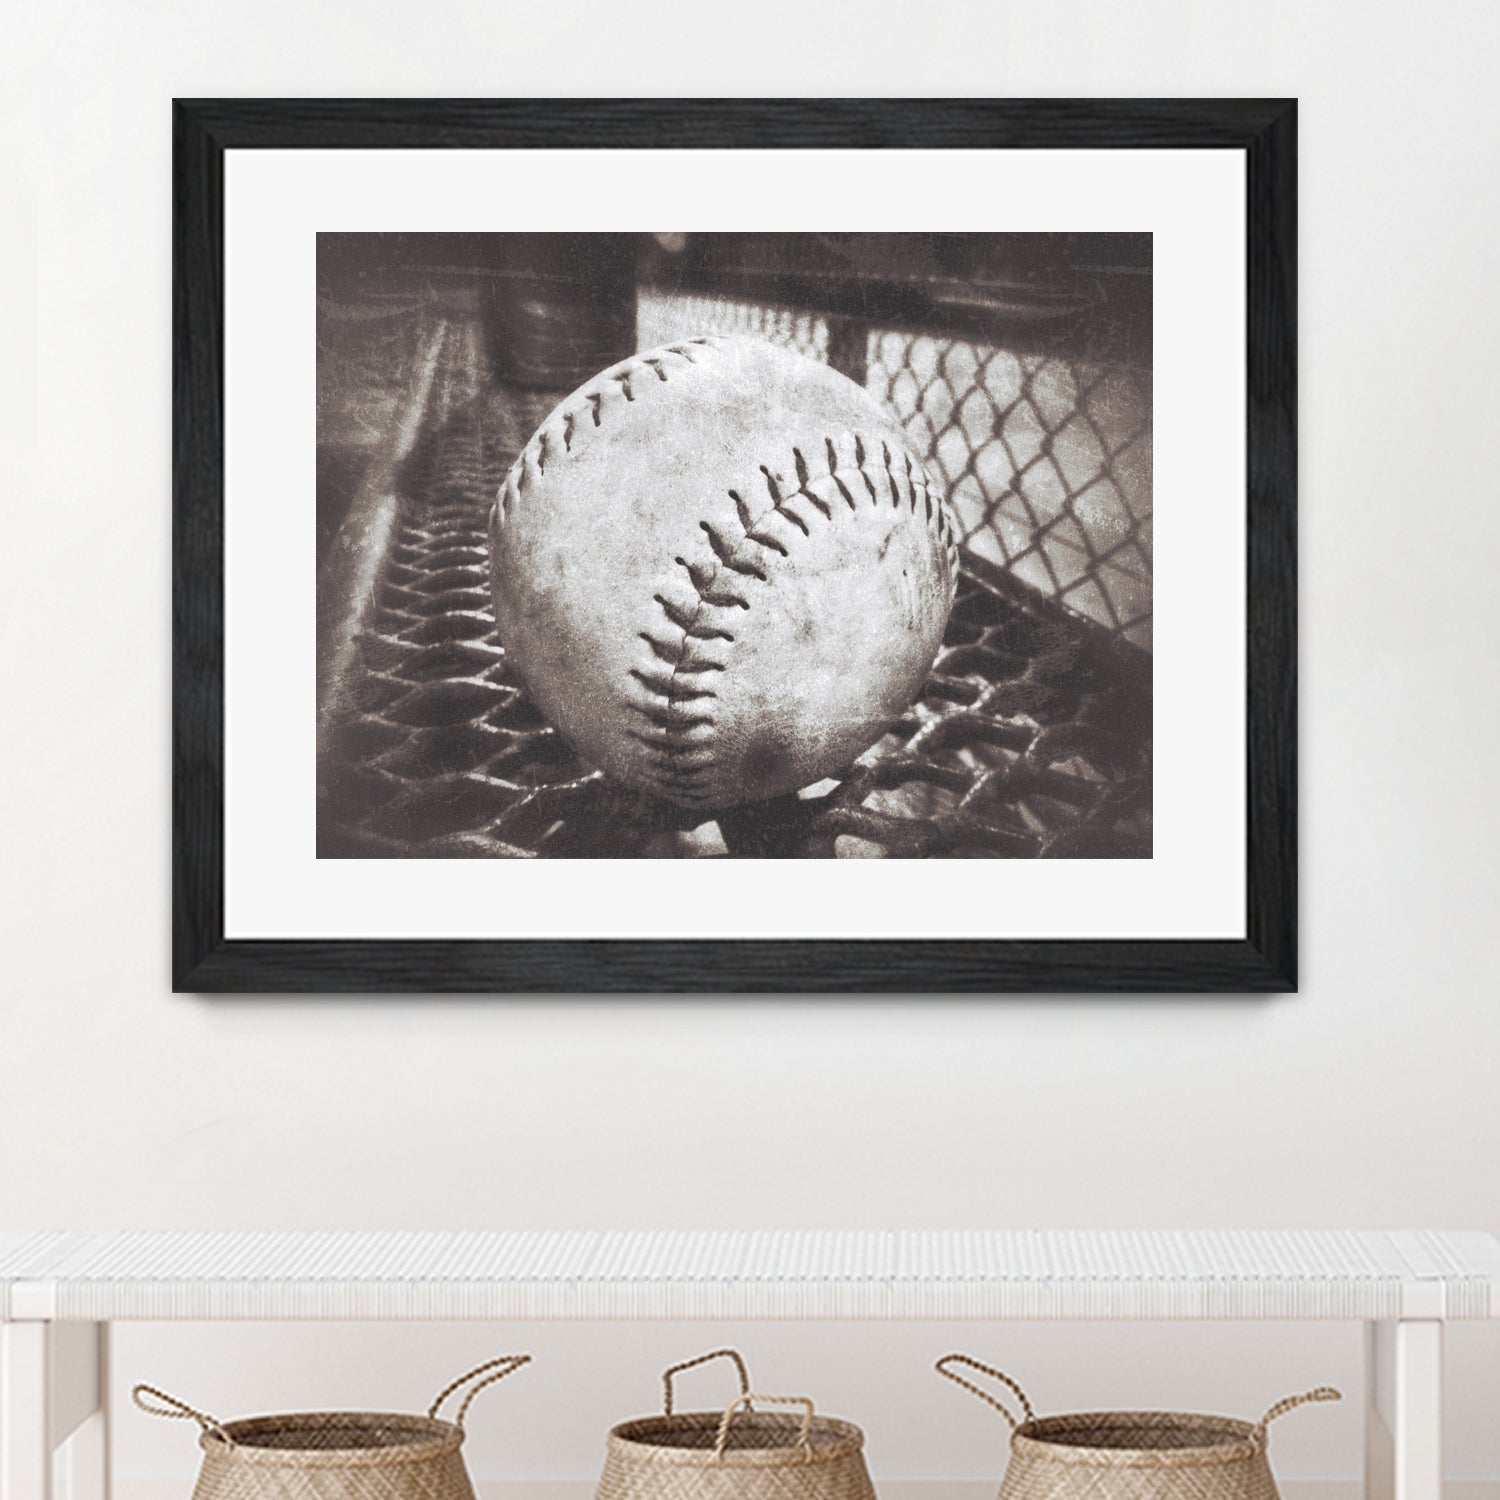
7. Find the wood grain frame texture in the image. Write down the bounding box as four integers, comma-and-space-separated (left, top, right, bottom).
173, 98, 1297, 995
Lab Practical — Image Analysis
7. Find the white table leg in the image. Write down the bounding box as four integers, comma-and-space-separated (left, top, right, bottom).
55, 1408, 108, 1500
51, 1328, 107, 1500
1, 1323, 50, 1500
0, 1323, 108, 1500
1366, 1320, 1442, 1500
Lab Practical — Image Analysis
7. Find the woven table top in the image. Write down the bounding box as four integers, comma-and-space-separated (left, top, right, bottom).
3, 1231, 1497, 1322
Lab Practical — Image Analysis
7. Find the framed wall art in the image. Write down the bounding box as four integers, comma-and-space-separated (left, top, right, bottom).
173, 98, 1296, 992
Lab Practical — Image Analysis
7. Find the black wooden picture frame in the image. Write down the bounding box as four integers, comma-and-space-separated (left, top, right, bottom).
173, 97, 1296, 993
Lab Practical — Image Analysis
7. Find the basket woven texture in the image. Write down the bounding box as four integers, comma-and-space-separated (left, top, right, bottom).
937, 1356, 1340, 1500
133, 1356, 530, 1500
596, 1350, 876, 1500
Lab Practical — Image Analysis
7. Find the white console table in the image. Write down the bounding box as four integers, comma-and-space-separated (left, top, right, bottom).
5, 1231, 1499, 1500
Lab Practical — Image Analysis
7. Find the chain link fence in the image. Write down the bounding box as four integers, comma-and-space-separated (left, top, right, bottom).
640, 292, 1152, 650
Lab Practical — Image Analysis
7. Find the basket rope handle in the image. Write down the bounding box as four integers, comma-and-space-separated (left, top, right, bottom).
713, 1394, 815, 1461
1252, 1387, 1341, 1444
662, 1349, 751, 1416
428, 1355, 533, 1428
131, 1386, 236, 1448
934, 1356, 1036, 1433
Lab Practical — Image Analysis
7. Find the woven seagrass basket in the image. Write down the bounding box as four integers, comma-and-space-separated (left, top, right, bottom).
133, 1356, 531, 1500
596, 1349, 876, 1500
937, 1356, 1339, 1500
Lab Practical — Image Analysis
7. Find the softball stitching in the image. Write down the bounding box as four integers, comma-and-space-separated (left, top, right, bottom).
629, 439, 956, 804
493, 337, 957, 807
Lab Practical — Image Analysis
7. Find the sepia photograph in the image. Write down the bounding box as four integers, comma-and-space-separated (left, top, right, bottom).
315, 231, 1153, 860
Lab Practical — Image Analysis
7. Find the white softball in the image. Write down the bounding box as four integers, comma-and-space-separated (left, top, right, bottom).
488, 335, 958, 810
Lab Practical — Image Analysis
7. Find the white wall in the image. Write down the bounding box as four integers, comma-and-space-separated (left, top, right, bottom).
3, 0, 1500, 1489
